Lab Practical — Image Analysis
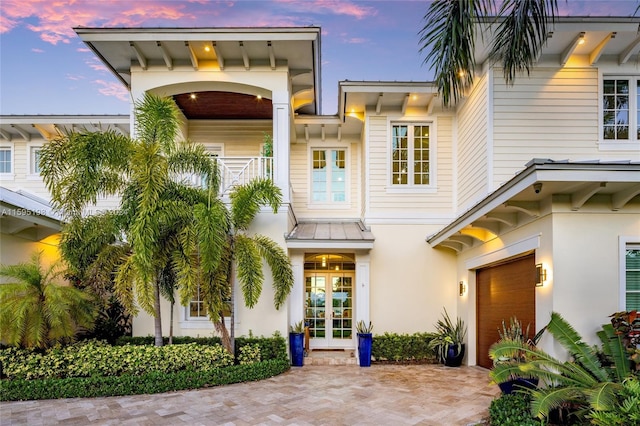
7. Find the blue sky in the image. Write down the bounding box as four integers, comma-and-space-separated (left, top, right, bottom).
0, 0, 637, 116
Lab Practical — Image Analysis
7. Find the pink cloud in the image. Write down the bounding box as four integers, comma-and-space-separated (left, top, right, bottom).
31, 48, 44, 53
66, 73, 86, 81
94, 79, 130, 102
275, 0, 376, 19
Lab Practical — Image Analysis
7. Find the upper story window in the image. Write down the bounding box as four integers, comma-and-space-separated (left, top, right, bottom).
29, 146, 42, 175
188, 283, 209, 319
0, 146, 13, 175
311, 148, 346, 203
391, 123, 431, 186
602, 77, 639, 142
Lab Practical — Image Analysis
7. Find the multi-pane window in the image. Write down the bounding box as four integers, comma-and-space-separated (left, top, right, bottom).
0, 147, 11, 174
30, 147, 42, 174
391, 124, 430, 186
311, 149, 346, 203
189, 284, 208, 319
602, 78, 640, 141
626, 244, 640, 311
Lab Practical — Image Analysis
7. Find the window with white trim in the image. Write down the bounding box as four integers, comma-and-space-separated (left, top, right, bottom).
311, 148, 346, 203
391, 123, 431, 186
188, 284, 209, 319
602, 77, 639, 142
0, 146, 12, 174
625, 243, 640, 311
30, 146, 42, 175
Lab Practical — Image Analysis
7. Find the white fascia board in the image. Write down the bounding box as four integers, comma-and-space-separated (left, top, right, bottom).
75, 27, 321, 42
285, 241, 374, 250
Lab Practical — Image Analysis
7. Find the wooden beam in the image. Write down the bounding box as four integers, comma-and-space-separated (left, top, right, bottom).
611, 184, 640, 211
321, 124, 325, 141
0, 128, 12, 141
375, 93, 383, 115
186, 41, 199, 70
157, 42, 173, 70
11, 124, 31, 141
619, 35, 640, 65
560, 32, 585, 66
402, 94, 409, 115
268, 41, 276, 70
213, 41, 224, 70
589, 32, 615, 65
239, 41, 250, 70
129, 41, 147, 70
571, 182, 606, 211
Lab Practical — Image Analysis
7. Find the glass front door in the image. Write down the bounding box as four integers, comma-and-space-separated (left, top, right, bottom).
305, 272, 354, 348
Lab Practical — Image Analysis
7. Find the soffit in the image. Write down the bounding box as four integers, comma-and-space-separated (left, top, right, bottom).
0, 187, 62, 241
74, 27, 321, 116
473, 17, 640, 67
427, 159, 640, 253
0, 115, 130, 141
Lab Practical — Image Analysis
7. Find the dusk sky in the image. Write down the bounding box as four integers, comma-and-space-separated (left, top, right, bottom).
1, 0, 637, 116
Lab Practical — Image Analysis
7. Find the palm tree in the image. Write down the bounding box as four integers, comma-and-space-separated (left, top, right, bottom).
40, 92, 220, 346
0, 252, 97, 349
489, 312, 633, 421
419, 0, 558, 106
208, 178, 294, 353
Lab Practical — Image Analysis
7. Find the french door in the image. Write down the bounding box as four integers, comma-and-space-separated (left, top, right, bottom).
305, 271, 354, 349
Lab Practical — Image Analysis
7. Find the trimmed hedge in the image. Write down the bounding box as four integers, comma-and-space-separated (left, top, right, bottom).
0, 359, 290, 401
372, 332, 438, 363
489, 393, 540, 426
116, 335, 288, 362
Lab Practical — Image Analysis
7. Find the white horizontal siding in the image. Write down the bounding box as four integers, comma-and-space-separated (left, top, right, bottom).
491, 67, 637, 186
188, 120, 271, 157
2, 138, 51, 202
367, 115, 454, 218
457, 74, 489, 212
289, 138, 362, 219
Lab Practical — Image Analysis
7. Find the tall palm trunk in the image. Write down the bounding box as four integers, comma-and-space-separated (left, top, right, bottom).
153, 281, 163, 346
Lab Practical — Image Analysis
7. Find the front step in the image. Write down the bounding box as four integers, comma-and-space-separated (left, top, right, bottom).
304, 349, 358, 366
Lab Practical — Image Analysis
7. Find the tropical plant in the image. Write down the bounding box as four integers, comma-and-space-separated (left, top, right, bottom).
40, 92, 221, 347
289, 321, 304, 334
0, 252, 97, 349
489, 311, 636, 422
428, 308, 467, 363
214, 177, 294, 354
419, 0, 559, 106
587, 376, 640, 426
356, 320, 373, 334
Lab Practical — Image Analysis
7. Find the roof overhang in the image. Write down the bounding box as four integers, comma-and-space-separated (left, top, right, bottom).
286, 220, 375, 250
74, 26, 322, 115
427, 159, 640, 253
1, 187, 62, 241
0, 115, 130, 142
473, 17, 640, 69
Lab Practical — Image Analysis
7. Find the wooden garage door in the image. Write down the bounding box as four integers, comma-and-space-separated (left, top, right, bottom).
476, 254, 536, 369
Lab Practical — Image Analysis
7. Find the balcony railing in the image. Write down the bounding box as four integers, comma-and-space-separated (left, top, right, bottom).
180, 157, 274, 195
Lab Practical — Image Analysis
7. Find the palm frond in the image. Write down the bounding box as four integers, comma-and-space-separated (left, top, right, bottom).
230, 178, 282, 231
193, 201, 230, 275
546, 312, 609, 382
587, 382, 624, 411
530, 386, 586, 420
234, 234, 264, 308
489, 0, 558, 85
253, 234, 294, 309
133, 92, 182, 153
418, 0, 493, 106
597, 323, 631, 381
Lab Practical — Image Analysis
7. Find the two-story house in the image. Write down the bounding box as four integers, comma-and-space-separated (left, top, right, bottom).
1, 18, 639, 366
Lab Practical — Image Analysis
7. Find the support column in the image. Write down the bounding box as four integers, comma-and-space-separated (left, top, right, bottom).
272, 101, 290, 203
355, 253, 371, 327
288, 253, 305, 329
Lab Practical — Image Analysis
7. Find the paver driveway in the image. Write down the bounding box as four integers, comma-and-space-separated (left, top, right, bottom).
1, 364, 499, 425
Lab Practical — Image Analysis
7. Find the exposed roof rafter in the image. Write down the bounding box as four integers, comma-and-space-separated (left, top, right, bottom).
560, 32, 585, 66
129, 41, 147, 70
611, 184, 640, 211
213, 41, 224, 70
589, 32, 616, 65
157, 41, 173, 70
268, 41, 276, 70
619, 34, 640, 64
571, 182, 606, 210
11, 124, 31, 141
239, 41, 250, 70
186, 41, 199, 70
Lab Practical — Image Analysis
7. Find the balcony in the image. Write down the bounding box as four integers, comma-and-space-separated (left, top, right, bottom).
182, 156, 274, 195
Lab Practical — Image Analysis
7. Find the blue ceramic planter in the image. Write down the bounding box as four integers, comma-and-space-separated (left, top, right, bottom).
358, 333, 373, 367
289, 332, 304, 367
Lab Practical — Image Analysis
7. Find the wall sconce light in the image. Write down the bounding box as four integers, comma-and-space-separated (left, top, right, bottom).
459, 281, 467, 296
535, 264, 547, 287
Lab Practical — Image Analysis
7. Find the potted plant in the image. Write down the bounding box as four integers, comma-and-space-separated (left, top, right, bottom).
356, 320, 374, 367
289, 320, 305, 367
490, 316, 542, 394
428, 308, 467, 367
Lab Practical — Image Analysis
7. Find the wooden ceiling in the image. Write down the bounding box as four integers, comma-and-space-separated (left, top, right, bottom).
173, 91, 273, 120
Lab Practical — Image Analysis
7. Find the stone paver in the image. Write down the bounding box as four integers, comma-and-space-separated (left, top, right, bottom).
0, 364, 499, 425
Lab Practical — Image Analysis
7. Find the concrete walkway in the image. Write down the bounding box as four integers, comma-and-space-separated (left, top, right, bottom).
1, 364, 499, 426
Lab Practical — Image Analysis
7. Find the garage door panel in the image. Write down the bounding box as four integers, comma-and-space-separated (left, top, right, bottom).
476, 255, 536, 369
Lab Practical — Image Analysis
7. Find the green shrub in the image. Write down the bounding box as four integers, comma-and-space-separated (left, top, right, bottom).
588, 376, 640, 425
371, 332, 437, 363
116, 333, 288, 362
237, 344, 261, 365
0, 340, 233, 380
0, 359, 290, 401
489, 393, 541, 426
